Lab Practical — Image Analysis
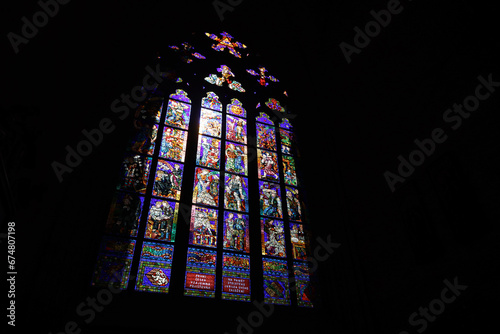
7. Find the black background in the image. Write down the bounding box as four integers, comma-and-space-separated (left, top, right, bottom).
2, 0, 499, 333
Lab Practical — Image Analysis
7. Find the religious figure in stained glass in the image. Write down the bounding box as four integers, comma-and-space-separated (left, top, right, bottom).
192, 168, 220, 207
189, 206, 218, 248
256, 123, 277, 151
144, 198, 178, 242
160, 127, 188, 162
224, 174, 249, 213
169, 42, 206, 63
246, 67, 279, 87
165, 99, 191, 130
225, 143, 247, 176
259, 181, 282, 218
205, 31, 247, 58
196, 135, 221, 170
105, 192, 143, 237
226, 115, 247, 144
152, 159, 183, 200
129, 121, 158, 155
289, 223, 308, 260
223, 212, 250, 253
286, 187, 302, 222
282, 155, 297, 186
257, 149, 279, 182
116, 155, 152, 194
199, 108, 222, 138
261, 218, 286, 257
204, 65, 245, 92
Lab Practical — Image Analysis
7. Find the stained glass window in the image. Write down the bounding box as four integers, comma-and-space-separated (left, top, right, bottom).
225, 143, 247, 175
144, 198, 178, 242
205, 31, 247, 58
196, 135, 221, 169
92, 237, 136, 289
94, 34, 316, 307
135, 242, 174, 293
256, 123, 277, 151
262, 257, 290, 305
224, 174, 249, 212
226, 115, 247, 144
184, 247, 217, 298
222, 252, 251, 301
93, 91, 192, 294
223, 212, 250, 253
189, 206, 218, 248
261, 218, 286, 257
104, 192, 144, 237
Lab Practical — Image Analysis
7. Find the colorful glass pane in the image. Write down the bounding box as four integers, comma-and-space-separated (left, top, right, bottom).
225, 142, 247, 176
226, 115, 247, 144
279, 118, 293, 130
144, 198, 178, 242
227, 98, 246, 118
265, 98, 285, 112
223, 212, 250, 253
192, 168, 220, 207
257, 149, 279, 182
279, 129, 293, 155
286, 187, 302, 222
184, 247, 217, 298
224, 174, 249, 213
259, 181, 282, 218
135, 96, 163, 124
261, 218, 286, 258
159, 126, 188, 162
91, 237, 136, 289
165, 99, 191, 130
196, 135, 221, 169
105, 192, 144, 237
199, 108, 222, 138
169, 89, 191, 103
282, 155, 297, 186
293, 261, 313, 307
262, 257, 290, 305
255, 112, 273, 125
222, 252, 251, 302
135, 242, 174, 293
289, 223, 308, 260
205, 31, 247, 58
116, 155, 152, 194
202, 92, 222, 111
152, 159, 184, 200
128, 123, 158, 156
189, 206, 218, 248
256, 123, 277, 151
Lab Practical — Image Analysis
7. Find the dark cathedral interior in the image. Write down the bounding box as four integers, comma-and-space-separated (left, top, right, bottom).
2, 1, 499, 333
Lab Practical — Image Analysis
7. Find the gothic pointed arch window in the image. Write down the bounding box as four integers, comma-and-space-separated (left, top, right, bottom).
91, 31, 314, 308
